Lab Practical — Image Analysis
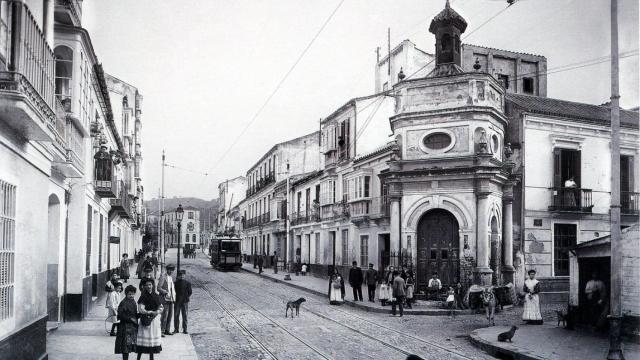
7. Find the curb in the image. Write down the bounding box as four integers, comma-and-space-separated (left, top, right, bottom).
240, 267, 470, 316
469, 329, 545, 360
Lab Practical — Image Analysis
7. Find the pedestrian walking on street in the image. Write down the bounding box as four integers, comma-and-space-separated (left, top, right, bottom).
115, 285, 138, 359
258, 253, 264, 274
365, 263, 377, 302
136, 253, 147, 279
348, 261, 364, 301
107, 282, 124, 336
157, 264, 176, 336
174, 270, 192, 334
585, 272, 607, 328
328, 269, 345, 305
522, 269, 543, 325
120, 253, 130, 283
137, 278, 164, 358
253, 254, 257, 269
391, 271, 406, 317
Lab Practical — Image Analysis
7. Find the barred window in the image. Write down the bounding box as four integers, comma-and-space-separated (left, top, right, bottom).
0, 180, 16, 322
360, 235, 369, 267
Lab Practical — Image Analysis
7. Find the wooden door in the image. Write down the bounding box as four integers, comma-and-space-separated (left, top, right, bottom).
417, 209, 460, 290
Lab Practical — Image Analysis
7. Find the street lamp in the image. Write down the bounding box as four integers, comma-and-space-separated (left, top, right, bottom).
176, 204, 184, 273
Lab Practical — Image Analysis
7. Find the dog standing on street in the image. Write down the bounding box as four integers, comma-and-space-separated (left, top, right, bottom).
285, 297, 306, 318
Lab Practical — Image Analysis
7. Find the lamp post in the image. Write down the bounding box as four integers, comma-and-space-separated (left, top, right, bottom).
176, 204, 184, 273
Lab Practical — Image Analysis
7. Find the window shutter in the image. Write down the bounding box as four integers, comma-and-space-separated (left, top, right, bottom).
553, 149, 562, 188
574, 151, 581, 188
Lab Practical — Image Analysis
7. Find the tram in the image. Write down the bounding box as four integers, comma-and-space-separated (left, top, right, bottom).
209, 236, 242, 271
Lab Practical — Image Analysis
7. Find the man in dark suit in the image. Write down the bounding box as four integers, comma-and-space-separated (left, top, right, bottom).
348, 261, 364, 301
258, 253, 264, 274
364, 263, 378, 302
174, 270, 192, 334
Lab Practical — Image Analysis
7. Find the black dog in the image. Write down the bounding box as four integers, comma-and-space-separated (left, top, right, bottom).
285, 297, 306, 318
497, 325, 518, 342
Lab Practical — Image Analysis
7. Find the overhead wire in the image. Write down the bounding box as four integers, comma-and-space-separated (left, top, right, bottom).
208, 0, 345, 175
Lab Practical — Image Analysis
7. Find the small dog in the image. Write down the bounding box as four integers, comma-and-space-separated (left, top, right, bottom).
285, 297, 306, 318
556, 310, 567, 328
497, 325, 518, 342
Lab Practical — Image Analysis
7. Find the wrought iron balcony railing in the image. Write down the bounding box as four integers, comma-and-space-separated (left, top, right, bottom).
548, 187, 593, 213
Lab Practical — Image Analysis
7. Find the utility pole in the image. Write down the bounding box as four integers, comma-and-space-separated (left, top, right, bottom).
607, 0, 623, 359
285, 161, 290, 268
160, 150, 165, 273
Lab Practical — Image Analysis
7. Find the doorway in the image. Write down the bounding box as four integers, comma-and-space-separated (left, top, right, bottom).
417, 209, 460, 290
378, 234, 390, 271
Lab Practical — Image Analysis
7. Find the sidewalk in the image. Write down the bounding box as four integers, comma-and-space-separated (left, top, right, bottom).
47, 263, 198, 360
470, 324, 640, 360
241, 263, 469, 315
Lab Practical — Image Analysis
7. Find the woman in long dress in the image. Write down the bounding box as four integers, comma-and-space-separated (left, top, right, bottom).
106, 282, 123, 336
115, 285, 138, 359
405, 274, 415, 309
522, 269, 543, 324
328, 269, 345, 305
137, 278, 164, 358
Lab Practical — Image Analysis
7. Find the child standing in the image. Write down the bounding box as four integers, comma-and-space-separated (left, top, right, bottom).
405, 275, 415, 309
115, 285, 138, 359
446, 287, 456, 317
301, 264, 307, 276
107, 282, 124, 336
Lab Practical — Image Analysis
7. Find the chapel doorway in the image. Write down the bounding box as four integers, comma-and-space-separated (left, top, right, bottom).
417, 209, 460, 291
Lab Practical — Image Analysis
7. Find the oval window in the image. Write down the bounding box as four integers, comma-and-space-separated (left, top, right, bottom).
491, 134, 500, 153
423, 133, 452, 150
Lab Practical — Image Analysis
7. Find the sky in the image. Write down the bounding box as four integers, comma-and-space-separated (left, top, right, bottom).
83, 0, 639, 201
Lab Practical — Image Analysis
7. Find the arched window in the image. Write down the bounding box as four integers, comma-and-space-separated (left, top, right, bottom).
441, 34, 451, 52
54, 46, 73, 104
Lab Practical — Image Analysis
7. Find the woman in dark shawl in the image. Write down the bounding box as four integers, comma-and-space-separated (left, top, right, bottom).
136, 278, 164, 358
115, 285, 138, 359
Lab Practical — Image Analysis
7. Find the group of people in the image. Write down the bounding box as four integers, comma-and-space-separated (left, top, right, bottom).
327, 262, 418, 316
106, 252, 193, 359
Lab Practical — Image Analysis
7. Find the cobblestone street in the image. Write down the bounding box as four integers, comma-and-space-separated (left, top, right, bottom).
179, 252, 563, 360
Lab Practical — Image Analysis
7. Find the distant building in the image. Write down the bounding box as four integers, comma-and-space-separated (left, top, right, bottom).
165, 206, 200, 249
240, 131, 321, 264
217, 176, 247, 232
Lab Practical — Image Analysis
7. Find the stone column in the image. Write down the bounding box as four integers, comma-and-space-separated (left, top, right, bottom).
502, 198, 515, 284
390, 199, 400, 267
43, 0, 55, 46
474, 194, 492, 285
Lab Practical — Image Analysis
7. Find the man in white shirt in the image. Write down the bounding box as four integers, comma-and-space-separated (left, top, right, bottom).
427, 272, 442, 300
158, 264, 176, 335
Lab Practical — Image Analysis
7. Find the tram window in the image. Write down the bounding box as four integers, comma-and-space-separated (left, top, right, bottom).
441, 250, 448, 259
430, 250, 437, 259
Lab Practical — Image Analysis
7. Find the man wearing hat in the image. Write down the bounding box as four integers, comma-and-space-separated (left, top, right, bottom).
157, 264, 176, 336
174, 269, 192, 334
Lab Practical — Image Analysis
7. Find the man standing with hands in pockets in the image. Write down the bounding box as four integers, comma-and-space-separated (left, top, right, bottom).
174, 269, 192, 334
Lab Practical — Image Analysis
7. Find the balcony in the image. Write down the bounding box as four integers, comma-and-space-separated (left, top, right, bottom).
622, 191, 639, 215
54, 0, 82, 26
320, 201, 350, 221
0, 2, 56, 141
350, 196, 390, 224
244, 212, 272, 229
548, 187, 593, 213
247, 174, 276, 197
290, 209, 320, 226
109, 183, 132, 219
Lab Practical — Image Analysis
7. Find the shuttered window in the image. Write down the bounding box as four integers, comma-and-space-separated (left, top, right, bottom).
0, 180, 16, 322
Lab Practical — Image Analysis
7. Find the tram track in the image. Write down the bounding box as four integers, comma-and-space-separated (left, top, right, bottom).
191, 268, 333, 359
222, 269, 477, 360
